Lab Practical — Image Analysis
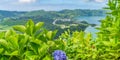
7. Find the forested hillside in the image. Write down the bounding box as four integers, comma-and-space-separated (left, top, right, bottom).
0, 10, 26, 20
0, 9, 105, 37
0, 9, 105, 21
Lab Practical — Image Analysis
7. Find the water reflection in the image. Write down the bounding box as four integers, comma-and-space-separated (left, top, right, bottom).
77, 16, 105, 38
85, 26, 99, 39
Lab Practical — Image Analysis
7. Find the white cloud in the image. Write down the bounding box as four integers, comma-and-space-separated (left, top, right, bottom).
18, 0, 36, 3
83, 0, 105, 3
95, 0, 104, 2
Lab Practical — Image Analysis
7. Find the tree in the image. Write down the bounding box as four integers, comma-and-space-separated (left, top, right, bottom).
96, 0, 120, 59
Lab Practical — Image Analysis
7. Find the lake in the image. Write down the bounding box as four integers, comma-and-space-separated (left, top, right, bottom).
77, 16, 105, 39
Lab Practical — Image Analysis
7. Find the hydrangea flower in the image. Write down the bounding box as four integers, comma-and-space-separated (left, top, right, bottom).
52, 50, 67, 60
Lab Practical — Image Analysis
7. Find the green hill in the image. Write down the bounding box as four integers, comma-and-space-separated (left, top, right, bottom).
0, 9, 105, 37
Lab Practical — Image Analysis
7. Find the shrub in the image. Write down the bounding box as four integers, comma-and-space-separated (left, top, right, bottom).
0, 0, 120, 60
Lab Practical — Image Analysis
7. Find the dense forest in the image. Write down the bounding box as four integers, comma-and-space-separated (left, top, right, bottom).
0, 10, 26, 20
0, 9, 105, 37
0, 9, 105, 20
0, 9, 105, 25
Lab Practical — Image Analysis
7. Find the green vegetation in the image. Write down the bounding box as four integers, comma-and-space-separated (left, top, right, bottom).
0, 9, 105, 26
0, 20, 94, 60
0, 0, 120, 60
1, 9, 103, 37
0, 9, 105, 37
0, 10, 26, 20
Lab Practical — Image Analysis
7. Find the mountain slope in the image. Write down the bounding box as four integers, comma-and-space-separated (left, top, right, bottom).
0, 10, 26, 20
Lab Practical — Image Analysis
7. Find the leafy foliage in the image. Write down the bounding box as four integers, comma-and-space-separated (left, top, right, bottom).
96, 0, 120, 59
0, 0, 120, 60
0, 20, 57, 60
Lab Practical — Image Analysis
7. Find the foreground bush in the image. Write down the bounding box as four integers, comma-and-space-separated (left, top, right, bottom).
0, 20, 98, 60
0, 20, 54, 60
0, 0, 120, 60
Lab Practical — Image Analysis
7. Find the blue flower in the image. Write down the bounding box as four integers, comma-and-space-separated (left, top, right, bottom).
52, 50, 67, 60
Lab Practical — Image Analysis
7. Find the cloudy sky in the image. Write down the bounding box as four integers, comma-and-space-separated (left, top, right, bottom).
0, 0, 107, 11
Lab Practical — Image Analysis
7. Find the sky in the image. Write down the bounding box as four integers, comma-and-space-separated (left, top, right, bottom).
0, 0, 107, 11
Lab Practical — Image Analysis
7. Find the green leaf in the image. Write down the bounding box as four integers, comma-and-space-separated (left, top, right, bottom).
79, 31, 85, 40
10, 50, 18, 56
18, 34, 29, 55
46, 30, 57, 40
8, 36, 19, 49
38, 43, 48, 56
46, 31, 53, 40
52, 30, 57, 39
0, 48, 4, 54
35, 22, 44, 32
42, 55, 51, 60
24, 51, 38, 60
29, 39, 43, 54
102, 41, 111, 46
0, 39, 8, 49
13, 25, 26, 33
85, 33, 92, 45
19, 34, 29, 48
25, 19, 35, 36
5, 30, 16, 39
24, 51, 35, 57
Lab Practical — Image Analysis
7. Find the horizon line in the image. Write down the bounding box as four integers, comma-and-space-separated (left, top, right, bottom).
0, 8, 104, 12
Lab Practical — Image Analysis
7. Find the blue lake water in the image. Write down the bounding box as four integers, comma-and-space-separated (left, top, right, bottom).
77, 16, 105, 38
